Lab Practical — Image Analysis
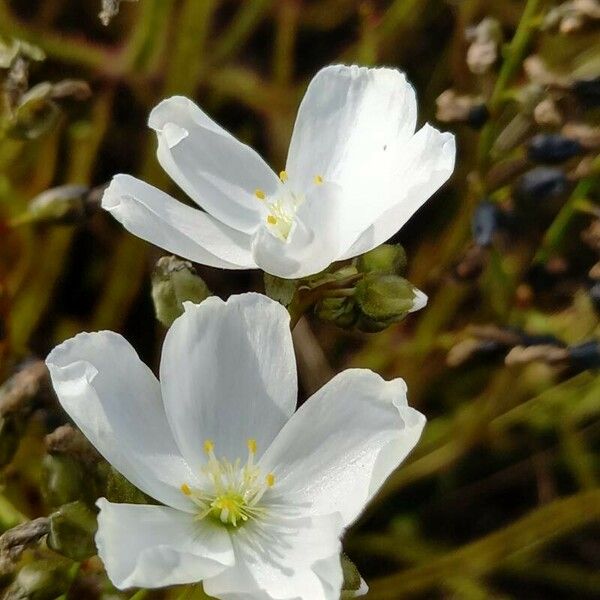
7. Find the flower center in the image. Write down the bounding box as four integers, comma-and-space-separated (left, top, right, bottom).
254, 170, 324, 242
180, 438, 275, 528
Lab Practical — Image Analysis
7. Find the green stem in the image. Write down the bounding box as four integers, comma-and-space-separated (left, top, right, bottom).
367, 490, 600, 599
533, 156, 600, 265
211, 0, 274, 65
477, 0, 544, 170
128, 590, 150, 600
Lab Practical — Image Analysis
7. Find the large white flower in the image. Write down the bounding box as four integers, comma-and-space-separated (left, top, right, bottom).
46, 293, 425, 599
102, 64, 455, 279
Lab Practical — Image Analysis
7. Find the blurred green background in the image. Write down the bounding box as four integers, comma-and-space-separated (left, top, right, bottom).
0, 0, 599, 598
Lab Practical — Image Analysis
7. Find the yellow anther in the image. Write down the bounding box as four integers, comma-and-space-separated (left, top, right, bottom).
266, 473, 275, 487
313, 174, 323, 185
267, 215, 278, 225
203, 439, 215, 454
247, 438, 257, 454
255, 189, 266, 200
279, 170, 288, 183
180, 483, 191, 496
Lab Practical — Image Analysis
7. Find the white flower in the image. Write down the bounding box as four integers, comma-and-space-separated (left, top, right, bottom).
46, 293, 425, 599
102, 64, 455, 279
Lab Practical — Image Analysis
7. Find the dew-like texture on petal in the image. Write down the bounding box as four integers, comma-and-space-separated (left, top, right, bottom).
286, 65, 419, 250
149, 96, 279, 234
102, 174, 255, 269
203, 513, 343, 600
46, 331, 197, 512
160, 294, 297, 469
341, 126, 456, 258
96, 499, 234, 589
259, 369, 425, 527
251, 182, 345, 279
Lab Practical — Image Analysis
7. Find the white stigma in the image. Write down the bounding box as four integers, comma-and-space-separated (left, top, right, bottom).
180, 438, 275, 528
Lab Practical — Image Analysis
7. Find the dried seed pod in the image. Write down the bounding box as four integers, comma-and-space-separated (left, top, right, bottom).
0, 518, 49, 574
447, 338, 505, 367
99, 0, 138, 25
515, 167, 568, 202
50, 79, 92, 101
524, 55, 573, 88
505, 344, 569, 366
527, 133, 583, 164
11, 185, 90, 226
435, 89, 488, 128
534, 98, 563, 127
465, 17, 503, 75
562, 122, 600, 149
472, 201, 501, 247
568, 341, 600, 370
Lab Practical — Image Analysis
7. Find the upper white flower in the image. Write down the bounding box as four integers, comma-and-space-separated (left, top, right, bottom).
102, 64, 455, 279
46, 293, 425, 599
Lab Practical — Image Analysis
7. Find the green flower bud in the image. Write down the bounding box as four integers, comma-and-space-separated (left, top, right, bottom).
8, 558, 71, 600
42, 454, 87, 508
340, 553, 367, 598
305, 264, 359, 289
151, 256, 212, 327
356, 273, 416, 319
264, 273, 297, 306
105, 467, 152, 505
355, 274, 424, 332
315, 296, 357, 329
356, 244, 407, 275
48, 501, 97, 561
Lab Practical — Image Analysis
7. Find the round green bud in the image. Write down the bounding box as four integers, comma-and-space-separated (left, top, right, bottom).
355, 273, 416, 321
315, 297, 358, 329
151, 256, 212, 327
48, 501, 98, 561
356, 244, 407, 275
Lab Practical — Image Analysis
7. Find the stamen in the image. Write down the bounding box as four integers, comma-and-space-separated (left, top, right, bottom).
267, 215, 278, 225
279, 170, 288, 183
313, 174, 324, 185
255, 189, 266, 200
187, 437, 276, 528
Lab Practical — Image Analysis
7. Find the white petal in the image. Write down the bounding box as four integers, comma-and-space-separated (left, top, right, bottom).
251, 182, 345, 279
102, 174, 256, 270
409, 288, 428, 313
46, 332, 197, 511
160, 293, 297, 469
341, 126, 456, 258
260, 369, 425, 527
96, 499, 234, 589
203, 513, 343, 600
149, 96, 279, 233
286, 65, 418, 247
